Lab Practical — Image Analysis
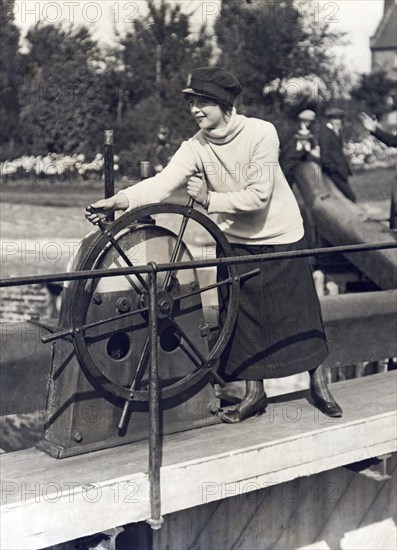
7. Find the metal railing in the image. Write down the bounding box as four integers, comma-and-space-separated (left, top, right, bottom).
2, 131, 397, 528
1, 240, 396, 288
1, 239, 397, 528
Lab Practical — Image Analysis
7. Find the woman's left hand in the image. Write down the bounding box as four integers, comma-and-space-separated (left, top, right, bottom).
187, 173, 208, 206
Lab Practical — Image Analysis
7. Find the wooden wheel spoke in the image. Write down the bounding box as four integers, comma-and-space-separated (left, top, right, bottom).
98, 220, 148, 293
177, 267, 258, 303
163, 206, 192, 290
83, 305, 148, 334
168, 316, 226, 386
176, 339, 203, 369
112, 257, 148, 295
118, 339, 149, 430
85, 317, 147, 343
178, 276, 233, 302
167, 317, 207, 364
41, 305, 149, 344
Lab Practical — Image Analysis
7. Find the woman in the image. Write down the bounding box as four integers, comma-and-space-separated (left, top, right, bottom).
86, 67, 342, 422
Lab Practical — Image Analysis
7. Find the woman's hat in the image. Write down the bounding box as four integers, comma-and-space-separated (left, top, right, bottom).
182, 67, 242, 105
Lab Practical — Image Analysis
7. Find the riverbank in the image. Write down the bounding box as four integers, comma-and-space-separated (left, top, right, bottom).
1, 166, 395, 206
1, 166, 395, 278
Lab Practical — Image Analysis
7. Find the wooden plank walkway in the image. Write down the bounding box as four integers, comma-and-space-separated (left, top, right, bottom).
1, 371, 396, 549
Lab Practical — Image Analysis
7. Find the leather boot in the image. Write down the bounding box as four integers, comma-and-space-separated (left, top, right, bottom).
220, 381, 268, 423
310, 366, 343, 418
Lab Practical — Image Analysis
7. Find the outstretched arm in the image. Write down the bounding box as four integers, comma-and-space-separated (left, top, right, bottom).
85, 195, 129, 224
359, 112, 397, 147
85, 141, 200, 224
359, 112, 378, 133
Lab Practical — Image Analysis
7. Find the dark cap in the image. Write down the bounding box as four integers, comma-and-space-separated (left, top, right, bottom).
182, 67, 242, 106
325, 106, 346, 118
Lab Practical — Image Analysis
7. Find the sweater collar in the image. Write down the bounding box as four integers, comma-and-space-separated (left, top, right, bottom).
201, 108, 245, 144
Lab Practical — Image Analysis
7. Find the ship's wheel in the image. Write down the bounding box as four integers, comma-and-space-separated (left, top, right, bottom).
69, 203, 239, 406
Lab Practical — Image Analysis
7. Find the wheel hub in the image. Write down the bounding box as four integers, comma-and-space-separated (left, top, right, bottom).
156, 290, 175, 318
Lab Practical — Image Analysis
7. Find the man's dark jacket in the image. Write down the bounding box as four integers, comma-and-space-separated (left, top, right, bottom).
319, 125, 356, 202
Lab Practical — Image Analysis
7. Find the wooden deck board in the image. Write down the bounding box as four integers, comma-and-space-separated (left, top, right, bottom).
1, 371, 396, 549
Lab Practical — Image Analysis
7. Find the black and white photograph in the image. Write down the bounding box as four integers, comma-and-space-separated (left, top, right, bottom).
1, 1, 396, 548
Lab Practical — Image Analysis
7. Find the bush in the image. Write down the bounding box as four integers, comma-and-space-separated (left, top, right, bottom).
344, 136, 396, 170
0, 153, 120, 183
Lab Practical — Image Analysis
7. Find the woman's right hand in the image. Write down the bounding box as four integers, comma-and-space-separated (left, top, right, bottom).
85, 194, 128, 225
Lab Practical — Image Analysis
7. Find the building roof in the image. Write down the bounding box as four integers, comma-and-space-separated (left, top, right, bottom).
370, 1, 397, 50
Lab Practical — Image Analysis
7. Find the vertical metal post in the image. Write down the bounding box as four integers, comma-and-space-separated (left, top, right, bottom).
146, 263, 164, 530
140, 161, 151, 179
104, 130, 115, 221
390, 184, 397, 230
138, 162, 155, 225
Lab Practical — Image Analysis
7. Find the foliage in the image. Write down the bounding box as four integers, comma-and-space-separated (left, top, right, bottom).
2, 0, 383, 179
0, 0, 23, 159
109, 0, 213, 175
1, 0, 214, 171
214, 0, 347, 118
344, 136, 396, 170
0, 152, 120, 183
350, 70, 396, 119
19, 23, 110, 157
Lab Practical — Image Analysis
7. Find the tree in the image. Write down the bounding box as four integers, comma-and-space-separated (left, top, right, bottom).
214, 0, 346, 120
20, 23, 109, 157
0, 0, 23, 159
109, 0, 214, 175
350, 70, 396, 120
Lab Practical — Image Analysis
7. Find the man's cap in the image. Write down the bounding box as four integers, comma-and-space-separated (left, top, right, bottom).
182, 67, 242, 105
298, 109, 316, 121
325, 106, 347, 118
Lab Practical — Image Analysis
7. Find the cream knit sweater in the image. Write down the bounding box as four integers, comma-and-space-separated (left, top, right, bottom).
118, 110, 304, 245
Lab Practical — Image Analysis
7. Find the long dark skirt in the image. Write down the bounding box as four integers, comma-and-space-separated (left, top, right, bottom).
218, 239, 328, 381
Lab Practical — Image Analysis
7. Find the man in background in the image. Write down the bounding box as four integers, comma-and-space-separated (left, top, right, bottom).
319, 107, 356, 202
279, 109, 320, 183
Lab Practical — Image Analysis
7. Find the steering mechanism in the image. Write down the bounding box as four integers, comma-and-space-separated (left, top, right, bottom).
73, 202, 239, 400
40, 201, 239, 456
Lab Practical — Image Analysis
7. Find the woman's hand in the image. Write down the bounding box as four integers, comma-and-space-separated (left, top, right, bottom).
84, 194, 128, 225
187, 173, 208, 206
359, 112, 378, 133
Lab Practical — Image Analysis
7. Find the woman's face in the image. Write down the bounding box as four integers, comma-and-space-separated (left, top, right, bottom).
187, 96, 230, 130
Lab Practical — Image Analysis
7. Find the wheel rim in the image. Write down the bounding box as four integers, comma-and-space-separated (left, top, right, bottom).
71, 203, 239, 403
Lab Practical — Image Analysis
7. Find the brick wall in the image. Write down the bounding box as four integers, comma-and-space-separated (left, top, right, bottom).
0, 285, 51, 323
